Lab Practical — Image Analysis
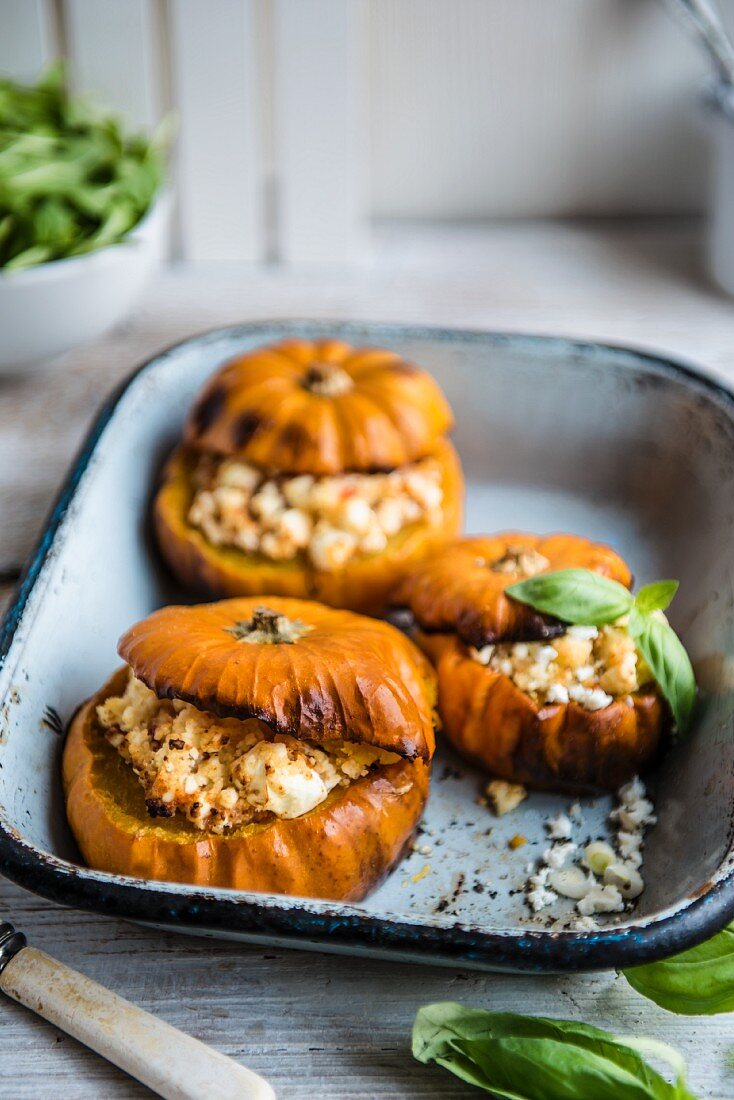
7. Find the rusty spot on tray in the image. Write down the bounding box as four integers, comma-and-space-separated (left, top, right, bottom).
687, 878, 716, 901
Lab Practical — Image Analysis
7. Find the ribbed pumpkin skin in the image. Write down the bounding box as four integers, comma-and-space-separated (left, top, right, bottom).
185, 338, 454, 475
421, 633, 663, 793
400, 533, 632, 646
63, 670, 429, 900
153, 437, 463, 615
119, 597, 437, 761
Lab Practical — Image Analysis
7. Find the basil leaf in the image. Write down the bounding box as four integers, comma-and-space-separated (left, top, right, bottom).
623, 923, 734, 1014
506, 569, 633, 626
635, 581, 679, 614
413, 1003, 695, 1099
627, 613, 695, 735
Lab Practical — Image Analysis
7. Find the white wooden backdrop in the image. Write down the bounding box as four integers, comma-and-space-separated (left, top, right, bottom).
0, 0, 731, 259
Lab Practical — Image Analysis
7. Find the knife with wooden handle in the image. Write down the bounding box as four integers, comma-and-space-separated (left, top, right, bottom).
0, 921, 275, 1100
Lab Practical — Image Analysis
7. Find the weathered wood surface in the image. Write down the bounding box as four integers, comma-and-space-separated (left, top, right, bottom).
1, 223, 734, 1098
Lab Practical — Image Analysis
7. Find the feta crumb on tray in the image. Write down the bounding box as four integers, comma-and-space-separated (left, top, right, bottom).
523, 777, 655, 921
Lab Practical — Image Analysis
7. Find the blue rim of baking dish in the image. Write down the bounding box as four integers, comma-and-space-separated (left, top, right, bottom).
1, 319, 733, 973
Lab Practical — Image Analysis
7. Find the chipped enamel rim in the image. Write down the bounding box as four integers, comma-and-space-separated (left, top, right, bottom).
1, 319, 734, 973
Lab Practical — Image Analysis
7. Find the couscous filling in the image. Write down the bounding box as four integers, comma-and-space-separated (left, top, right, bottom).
470, 621, 654, 712
97, 672, 402, 833
187, 453, 444, 571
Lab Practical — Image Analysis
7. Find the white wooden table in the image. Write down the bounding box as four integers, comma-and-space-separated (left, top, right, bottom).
1, 222, 733, 1099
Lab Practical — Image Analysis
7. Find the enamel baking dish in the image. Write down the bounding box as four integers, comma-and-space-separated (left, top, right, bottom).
1, 321, 733, 973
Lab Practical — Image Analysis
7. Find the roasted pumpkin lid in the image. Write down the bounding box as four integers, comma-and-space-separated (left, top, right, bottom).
118, 597, 436, 760
399, 532, 632, 646
184, 338, 454, 475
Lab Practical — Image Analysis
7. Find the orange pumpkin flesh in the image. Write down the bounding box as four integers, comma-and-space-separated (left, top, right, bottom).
153, 437, 463, 615
63, 669, 429, 901
63, 598, 437, 899
400, 533, 632, 646
420, 633, 663, 793
185, 338, 454, 475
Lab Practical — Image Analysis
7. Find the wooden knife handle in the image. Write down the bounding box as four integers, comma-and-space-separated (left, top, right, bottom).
0, 945, 275, 1100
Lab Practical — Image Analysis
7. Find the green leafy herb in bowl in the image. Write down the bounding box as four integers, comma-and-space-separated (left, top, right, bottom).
0, 64, 169, 372
0, 62, 166, 270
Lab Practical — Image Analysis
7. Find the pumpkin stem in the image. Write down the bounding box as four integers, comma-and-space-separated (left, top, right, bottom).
225, 606, 313, 644
302, 362, 354, 397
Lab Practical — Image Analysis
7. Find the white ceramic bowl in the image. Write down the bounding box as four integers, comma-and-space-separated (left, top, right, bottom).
0, 195, 169, 373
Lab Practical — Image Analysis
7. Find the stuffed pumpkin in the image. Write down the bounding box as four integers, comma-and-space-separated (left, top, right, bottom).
401, 533, 664, 792
154, 338, 463, 613
63, 597, 436, 900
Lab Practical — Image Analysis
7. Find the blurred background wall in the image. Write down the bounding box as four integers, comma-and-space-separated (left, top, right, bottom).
2, 0, 729, 262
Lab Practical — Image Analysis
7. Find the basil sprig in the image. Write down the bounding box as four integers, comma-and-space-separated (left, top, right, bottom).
623, 922, 734, 1015
413, 1002, 695, 1098
506, 570, 696, 735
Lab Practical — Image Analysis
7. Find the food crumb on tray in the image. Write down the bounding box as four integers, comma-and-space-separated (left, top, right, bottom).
522, 776, 656, 926
485, 779, 528, 816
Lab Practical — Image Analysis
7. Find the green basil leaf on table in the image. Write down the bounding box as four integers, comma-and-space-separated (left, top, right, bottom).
413, 1002, 696, 1099
505, 568, 634, 626
627, 611, 696, 735
623, 923, 734, 1015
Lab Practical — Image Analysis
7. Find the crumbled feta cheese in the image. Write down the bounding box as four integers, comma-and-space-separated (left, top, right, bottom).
97, 671, 400, 833
617, 830, 643, 864
535, 645, 558, 666
471, 621, 648, 712
577, 883, 625, 916
250, 482, 284, 523
283, 474, 315, 509
612, 801, 657, 832
485, 779, 528, 816
543, 841, 577, 869
234, 740, 330, 819
567, 625, 599, 641
528, 885, 558, 912
573, 915, 599, 931
546, 813, 573, 840
568, 684, 613, 711
470, 644, 494, 665
529, 865, 551, 888
188, 453, 445, 570
309, 522, 357, 571
338, 495, 373, 536
619, 776, 647, 805
546, 683, 569, 704
524, 778, 655, 924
